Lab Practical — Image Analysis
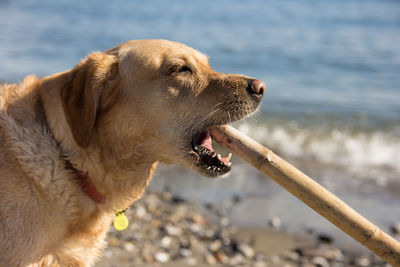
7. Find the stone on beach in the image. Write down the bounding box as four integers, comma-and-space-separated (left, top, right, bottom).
268, 216, 282, 228
238, 243, 255, 258
391, 222, 400, 235
154, 251, 170, 263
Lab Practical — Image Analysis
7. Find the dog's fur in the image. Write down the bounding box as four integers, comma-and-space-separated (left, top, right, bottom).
0, 40, 263, 266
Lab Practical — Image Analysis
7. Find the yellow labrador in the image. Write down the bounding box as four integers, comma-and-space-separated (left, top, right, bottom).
0, 40, 265, 266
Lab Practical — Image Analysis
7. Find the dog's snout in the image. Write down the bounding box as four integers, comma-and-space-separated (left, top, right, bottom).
247, 79, 266, 97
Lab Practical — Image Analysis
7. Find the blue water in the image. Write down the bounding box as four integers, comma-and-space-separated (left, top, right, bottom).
1, 0, 399, 118
1, 0, 400, 242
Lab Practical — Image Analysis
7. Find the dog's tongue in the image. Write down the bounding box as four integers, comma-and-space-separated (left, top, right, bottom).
196, 131, 214, 152
195, 130, 232, 165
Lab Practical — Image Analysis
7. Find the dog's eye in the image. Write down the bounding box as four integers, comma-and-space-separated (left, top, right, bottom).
170, 65, 192, 74
168, 65, 193, 76
177, 66, 192, 73
178, 66, 192, 72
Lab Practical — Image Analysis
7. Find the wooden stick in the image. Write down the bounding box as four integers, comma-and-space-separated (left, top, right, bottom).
210, 125, 400, 266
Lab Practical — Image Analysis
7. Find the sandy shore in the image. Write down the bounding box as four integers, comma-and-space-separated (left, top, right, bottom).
96, 191, 392, 267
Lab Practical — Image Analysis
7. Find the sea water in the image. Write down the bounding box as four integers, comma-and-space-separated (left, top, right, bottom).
1, 0, 399, 247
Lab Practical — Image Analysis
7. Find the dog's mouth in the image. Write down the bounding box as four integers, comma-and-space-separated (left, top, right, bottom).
191, 130, 232, 177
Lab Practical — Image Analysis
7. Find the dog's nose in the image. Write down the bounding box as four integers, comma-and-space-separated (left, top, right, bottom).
247, 79, 266, 97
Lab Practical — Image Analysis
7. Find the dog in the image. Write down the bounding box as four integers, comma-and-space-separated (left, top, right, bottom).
0, 39, 265, 266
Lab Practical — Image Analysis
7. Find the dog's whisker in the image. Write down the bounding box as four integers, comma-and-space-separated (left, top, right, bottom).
205, 108, 222, 120
204, 103, 223, 120
227, 111, 232, 124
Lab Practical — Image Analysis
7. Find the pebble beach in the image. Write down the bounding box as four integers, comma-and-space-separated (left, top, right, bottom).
97, 190, 397, 267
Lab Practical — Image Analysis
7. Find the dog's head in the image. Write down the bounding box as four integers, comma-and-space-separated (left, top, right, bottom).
61, 40, 265, 178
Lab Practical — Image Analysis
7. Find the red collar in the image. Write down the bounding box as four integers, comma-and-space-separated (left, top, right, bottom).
65, 160, 106, 204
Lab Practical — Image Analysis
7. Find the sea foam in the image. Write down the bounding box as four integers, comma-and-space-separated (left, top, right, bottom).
236, 121, 400, 180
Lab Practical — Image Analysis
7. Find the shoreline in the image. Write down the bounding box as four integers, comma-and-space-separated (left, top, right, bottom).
97, 191, 391, 267
149, 162, 400, 248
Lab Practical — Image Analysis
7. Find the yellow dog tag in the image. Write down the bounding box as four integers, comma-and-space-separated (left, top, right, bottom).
113, 209, 129, 231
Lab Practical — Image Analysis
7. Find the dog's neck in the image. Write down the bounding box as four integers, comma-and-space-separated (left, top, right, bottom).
36, 95, 106, 204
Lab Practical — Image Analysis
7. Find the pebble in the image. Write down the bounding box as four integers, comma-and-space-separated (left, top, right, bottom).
283, 251, 300, 261
355, 255, 371, 267
154, 251, 170, 263
192, 213, 205, 225
325, 247, 344, 261
189, 223, 202, 233
391, 222, 400, 235
204, 229, 215, 238
296, 245, 343, 261
312, 256, 329, 267
220, 216, 230, 226
271, 255, 281, 263
214, 251, 227, 263
104, 249, 113, 258
222, 236, 231, 246
254, 253, 267, 261
238, 243, 255, 259
171, 195, 186, 203
268, 216, 281, 228
143, 254, 154, 263
107, 237, 120, 247
208, 240, 222, 252
179, 248, 192, 258
135, 205, 146, 219
317, 233, 334, 244
165, 224, 182, 236
232, 194, 242, 204
122, 241, 135, 252
205, 252, 217, 265
160, 236, 172, 248
229, 253, 245, 265
160, 191, 172, 201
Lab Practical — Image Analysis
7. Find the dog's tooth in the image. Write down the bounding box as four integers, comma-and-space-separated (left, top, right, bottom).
212, 152, 217, 157
217, 154, 222, 160
228, 162, 232, 167
226, 153, 232, 161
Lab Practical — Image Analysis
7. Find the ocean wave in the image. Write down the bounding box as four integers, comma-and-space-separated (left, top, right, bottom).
236, 121, 400, 177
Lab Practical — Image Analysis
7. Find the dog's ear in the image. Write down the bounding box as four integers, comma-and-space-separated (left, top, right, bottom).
61, 52, 120, 147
